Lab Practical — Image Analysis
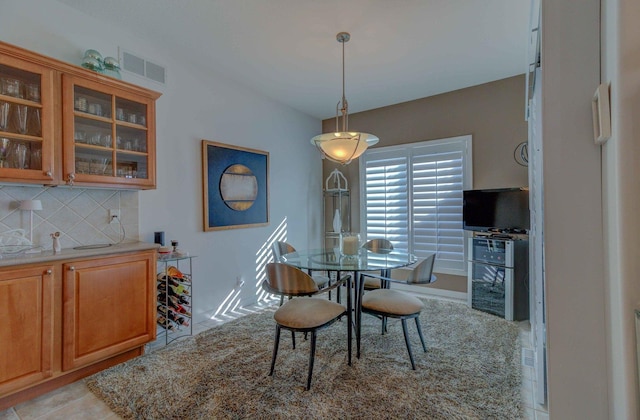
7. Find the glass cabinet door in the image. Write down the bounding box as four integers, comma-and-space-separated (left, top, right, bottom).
62, 75, 155, 188
0, 58, 54, 183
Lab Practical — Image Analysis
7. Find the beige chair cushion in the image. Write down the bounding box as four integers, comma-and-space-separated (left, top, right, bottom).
274, 298, 345, 329
361, 289, 423, 316
363, 277, 382, 290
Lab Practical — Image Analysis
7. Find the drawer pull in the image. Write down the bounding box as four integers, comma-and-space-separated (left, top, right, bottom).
46, 269, 52, 275
69, 266, 75, 271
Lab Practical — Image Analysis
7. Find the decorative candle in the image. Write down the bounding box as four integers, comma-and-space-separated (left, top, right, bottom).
342, 235, 359, 255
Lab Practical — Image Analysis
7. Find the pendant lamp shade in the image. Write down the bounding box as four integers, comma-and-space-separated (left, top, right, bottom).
311, 131, 378, 164
311, 32, 378, 165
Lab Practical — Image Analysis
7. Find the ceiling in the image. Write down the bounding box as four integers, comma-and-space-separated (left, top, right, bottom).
56, 0, 530, 120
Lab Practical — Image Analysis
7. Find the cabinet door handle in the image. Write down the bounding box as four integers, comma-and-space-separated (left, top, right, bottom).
46, 269, 52, 275
67, 172, 75, 186
45, 170, 53, 178
69, 266, 75, 271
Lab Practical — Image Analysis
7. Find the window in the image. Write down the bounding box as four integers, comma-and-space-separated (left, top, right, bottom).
360, 135, 472, 275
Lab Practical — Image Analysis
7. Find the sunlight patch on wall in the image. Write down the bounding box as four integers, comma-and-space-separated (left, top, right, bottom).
209, 216, 288, 320
255, 217, 288, 303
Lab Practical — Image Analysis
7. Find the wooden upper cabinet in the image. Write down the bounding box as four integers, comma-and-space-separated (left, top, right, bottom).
62, 74, 157, 189
0, 54, 56, 184
0, 40, 160, 189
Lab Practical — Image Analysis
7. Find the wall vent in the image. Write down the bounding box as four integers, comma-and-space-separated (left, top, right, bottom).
522, 348, 535, 367
119, 48, 166, 85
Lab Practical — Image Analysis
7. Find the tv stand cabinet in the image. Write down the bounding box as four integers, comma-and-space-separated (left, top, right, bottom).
467, 235, 529, 321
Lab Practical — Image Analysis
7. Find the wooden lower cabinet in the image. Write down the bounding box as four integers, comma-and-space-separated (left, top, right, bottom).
0, 265, 55, 397
0, 250, 156, 410
62, 253, 156, 370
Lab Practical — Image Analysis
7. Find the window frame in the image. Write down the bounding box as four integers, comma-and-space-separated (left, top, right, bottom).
359, 134, 473, 276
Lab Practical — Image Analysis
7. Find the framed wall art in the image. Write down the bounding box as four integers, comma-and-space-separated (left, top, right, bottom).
202, 140, 269, 231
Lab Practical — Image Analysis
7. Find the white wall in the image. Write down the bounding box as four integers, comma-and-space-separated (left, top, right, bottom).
541, 0, 608, 417
0, 0, 323, 322
602, 0, 640, 417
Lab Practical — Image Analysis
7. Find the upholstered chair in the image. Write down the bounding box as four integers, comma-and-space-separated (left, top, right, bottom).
361, 238, 394, 290
358, 253, 436, 370
271, 241, 332, 300
262, 263, 351, 390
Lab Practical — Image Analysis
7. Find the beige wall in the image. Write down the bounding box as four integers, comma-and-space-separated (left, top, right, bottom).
322, 75, 528, 293
541, 0, 607, 416
602, 0, 640, 416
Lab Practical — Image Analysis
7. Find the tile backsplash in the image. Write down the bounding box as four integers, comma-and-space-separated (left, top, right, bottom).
0, 185, 138, 252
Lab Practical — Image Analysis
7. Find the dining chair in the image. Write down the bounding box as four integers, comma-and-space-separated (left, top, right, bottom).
262, 262, 351, 390
358, 253, 436, 370
362, 238, 394, 291
271, 241, 332, 298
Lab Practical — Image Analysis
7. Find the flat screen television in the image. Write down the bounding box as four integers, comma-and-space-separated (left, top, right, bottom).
463, 188, 530, 234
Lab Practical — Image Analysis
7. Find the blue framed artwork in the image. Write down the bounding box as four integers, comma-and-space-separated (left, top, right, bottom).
202, 140, 269, 231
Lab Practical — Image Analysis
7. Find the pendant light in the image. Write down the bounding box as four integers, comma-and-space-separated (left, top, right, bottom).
311, 32, 378, 165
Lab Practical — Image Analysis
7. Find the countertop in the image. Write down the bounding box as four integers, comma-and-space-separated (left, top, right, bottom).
0, 241, 160, 267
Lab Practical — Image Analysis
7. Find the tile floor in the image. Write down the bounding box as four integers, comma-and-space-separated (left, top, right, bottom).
1, 300, 549, 420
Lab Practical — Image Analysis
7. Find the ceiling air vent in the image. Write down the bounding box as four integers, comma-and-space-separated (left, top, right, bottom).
119, 48, 166, 85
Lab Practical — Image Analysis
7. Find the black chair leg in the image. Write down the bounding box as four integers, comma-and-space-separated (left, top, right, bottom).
306, 331, 317, 390
270, 325, 281, 376
279, 295, 284, 306
292, 331, 296, 349
401, 318, 416, 370
415, 317, 427, 352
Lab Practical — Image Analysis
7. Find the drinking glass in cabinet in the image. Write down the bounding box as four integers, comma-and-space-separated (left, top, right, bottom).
74, 96, 88, 112
0, 101, 8, 131
90, 158, 110, 175
25, 83, 40, 102
1, 78, 23, 98
75, 130, 87, 143
101, 134, 112, 148
13, 143, 27, 169
88, 103, 102, 116
88, 132, 101, 145
30, 146, 42, 170
0, 137, 8, 167
76, 158, 90, 174
29, 108, 41, 136
14, 105, 28, 134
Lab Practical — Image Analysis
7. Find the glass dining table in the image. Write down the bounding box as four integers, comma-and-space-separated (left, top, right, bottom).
280, 248, 417, 359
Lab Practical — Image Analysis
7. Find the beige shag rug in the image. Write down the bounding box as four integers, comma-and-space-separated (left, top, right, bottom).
86, 298, 523, 419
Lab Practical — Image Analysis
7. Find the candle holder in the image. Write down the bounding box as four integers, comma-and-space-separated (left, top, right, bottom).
340, 232, 361, 257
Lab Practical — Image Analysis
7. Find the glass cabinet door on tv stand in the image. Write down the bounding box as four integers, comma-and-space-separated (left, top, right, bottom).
467, 235, 529, 321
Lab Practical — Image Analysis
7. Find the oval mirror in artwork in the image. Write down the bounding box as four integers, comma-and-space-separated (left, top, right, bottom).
219, 164, 258, 211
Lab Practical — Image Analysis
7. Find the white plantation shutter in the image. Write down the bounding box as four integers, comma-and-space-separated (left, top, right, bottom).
361, 135, 472, 275
363, 153, 409, 253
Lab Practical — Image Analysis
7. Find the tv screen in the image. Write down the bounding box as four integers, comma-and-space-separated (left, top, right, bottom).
463, 188, 530, 233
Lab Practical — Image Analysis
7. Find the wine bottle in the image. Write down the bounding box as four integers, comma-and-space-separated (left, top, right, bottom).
156, 315, 175, 331
168, 311, 189, 326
